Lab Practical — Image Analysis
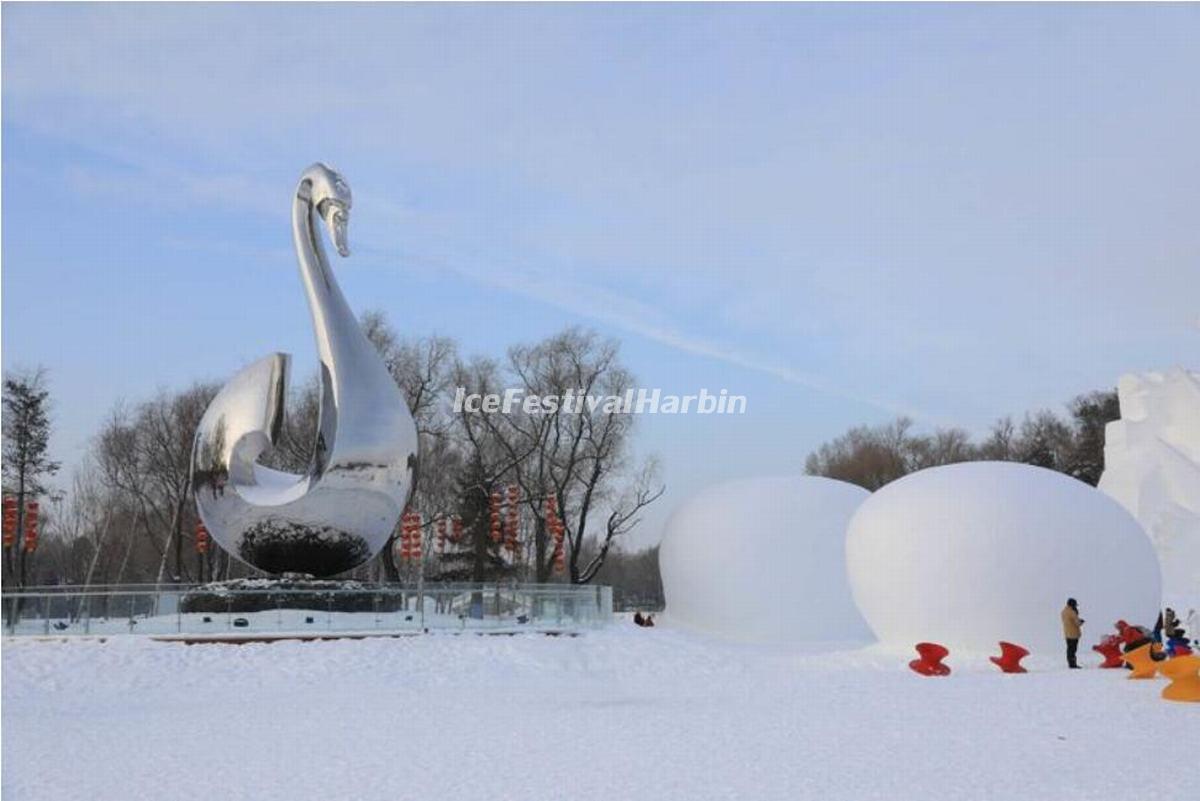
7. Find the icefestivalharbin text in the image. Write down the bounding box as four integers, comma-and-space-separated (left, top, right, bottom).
452, 387, 747, 415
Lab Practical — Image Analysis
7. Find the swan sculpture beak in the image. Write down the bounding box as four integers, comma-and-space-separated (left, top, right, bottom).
321, 200, 350, 257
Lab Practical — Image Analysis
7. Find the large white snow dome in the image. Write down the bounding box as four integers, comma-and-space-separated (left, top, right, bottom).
846, 462, 1162, 652
660, 476, 872, 644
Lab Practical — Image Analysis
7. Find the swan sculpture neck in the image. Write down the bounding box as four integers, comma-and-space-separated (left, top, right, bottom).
190, 164, 419, 577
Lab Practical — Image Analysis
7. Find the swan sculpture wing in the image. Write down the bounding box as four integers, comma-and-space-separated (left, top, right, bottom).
190, 164, 418, 577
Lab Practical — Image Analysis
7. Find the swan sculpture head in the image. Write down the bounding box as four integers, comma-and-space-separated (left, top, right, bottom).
299, 162, 353, 257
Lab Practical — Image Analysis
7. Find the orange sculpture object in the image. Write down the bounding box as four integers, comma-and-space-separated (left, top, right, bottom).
1121, 643, 1160, 679
1160, 654, 1200, 703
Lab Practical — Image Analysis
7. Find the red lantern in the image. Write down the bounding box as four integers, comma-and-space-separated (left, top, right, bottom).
398, 511, 409, 560
2, 497, 16, 549
399, 510, 422, 561
436, 518, 447, 552
451, 516, 464, 544
544, 496, 566, 573
24, 501, 39, 553
195, 521, 209, 554
489, 491, 502, 543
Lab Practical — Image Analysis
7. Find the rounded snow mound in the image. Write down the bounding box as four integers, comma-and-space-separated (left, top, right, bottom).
846, 462, 1162, 652
660, 475, 872, 644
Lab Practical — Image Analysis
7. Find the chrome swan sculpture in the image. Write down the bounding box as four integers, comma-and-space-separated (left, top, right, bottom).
190, 164, 418, 577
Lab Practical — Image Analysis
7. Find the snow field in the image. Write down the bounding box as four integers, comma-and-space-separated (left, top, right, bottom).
4, 625, 1196, 801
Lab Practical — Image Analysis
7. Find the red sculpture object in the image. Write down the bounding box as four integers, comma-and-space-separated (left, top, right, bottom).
1093, 636, 1124, 669
909, 642, 951, 676
989, 641, 1030, 673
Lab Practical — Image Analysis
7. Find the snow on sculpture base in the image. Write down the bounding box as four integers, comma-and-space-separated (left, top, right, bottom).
845, 462, 1162, 653
1099, 368, 1200, 602
659, 475, 871, 644
180, 578, 389, 614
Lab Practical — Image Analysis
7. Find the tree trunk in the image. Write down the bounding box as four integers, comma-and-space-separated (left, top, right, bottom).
16, 483, 27, 589
535, 516, 550, 583
174, 499, 184, 582
77, 510, 114, 620
155, 500, 183, 584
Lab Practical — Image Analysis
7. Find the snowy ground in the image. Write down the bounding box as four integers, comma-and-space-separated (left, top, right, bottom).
3, 623, 1197, 801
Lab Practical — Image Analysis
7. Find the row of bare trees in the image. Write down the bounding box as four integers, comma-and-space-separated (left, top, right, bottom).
804, 390, 1121, 490
3, 317, 664, 589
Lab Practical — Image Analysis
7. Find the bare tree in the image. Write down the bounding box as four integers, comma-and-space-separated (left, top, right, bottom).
440, 355, 529, 583
978, 417, 1017, 461
804, 418, 917, 490
456, 328, 664, 583
93, 383, 218, 583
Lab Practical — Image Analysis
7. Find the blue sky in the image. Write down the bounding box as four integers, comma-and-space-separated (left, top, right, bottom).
3, 3, 1198, 546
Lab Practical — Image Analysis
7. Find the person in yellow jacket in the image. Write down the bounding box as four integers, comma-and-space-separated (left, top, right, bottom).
1061, 598, 1084, 669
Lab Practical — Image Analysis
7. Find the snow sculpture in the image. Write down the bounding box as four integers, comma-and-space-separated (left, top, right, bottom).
1098, 368, 1200, 600
659, 476, 872, 644
846, 462, 1161, 652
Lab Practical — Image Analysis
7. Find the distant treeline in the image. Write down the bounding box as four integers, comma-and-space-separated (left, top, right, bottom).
805, 391, 1120, 490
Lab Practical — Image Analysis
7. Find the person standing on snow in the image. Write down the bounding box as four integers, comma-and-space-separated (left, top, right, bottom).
1061, 598, 1084, 669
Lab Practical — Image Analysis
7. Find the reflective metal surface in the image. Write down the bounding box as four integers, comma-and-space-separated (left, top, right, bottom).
191, 164, 418, 577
